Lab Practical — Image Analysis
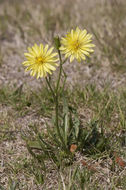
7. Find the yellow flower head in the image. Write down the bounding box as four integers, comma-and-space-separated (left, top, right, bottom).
60, 27, 95, 63
22, 43, 59, 79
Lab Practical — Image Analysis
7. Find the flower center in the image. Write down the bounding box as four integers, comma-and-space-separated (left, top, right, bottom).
72, 40, 80, 51
36, 56, 45, 65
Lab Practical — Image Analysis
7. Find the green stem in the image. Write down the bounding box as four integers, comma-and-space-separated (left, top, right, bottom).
45, 77, 55, 100
45, 49, 68, 151
55, 50, 69, 150
60, 68, 67, 94
55, 93, 66, 149
45, 76, 65, 149
63, 58, 68, 65
56, 49, 63, 94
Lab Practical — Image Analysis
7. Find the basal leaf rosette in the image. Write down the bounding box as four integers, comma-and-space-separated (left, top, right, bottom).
60, 27, 95, 63
22, 43, 59, 79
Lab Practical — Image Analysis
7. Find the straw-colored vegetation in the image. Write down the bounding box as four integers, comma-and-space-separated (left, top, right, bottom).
0, 0, 126, 189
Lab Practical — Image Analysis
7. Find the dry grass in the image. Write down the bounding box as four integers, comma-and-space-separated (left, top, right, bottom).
0, 0, 126, 189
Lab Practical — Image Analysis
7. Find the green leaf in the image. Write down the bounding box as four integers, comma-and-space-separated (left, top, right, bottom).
73, 114, 80, 139
0, 185, 5, 190
8, 179, 18, 190
63, 97, 69, 146
27, 140, 42, 150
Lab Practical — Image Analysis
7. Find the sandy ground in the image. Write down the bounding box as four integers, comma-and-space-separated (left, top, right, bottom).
0, 0, 126, 189
0, 0, 126, 90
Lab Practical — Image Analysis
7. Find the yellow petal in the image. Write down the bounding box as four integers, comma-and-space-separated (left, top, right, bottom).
70, 55, 75, 62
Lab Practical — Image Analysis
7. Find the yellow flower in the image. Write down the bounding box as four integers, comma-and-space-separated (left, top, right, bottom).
22, 43, 59, 79
60, 27, 95, 62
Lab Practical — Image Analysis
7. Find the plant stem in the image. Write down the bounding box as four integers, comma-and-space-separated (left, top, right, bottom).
55, 50, 65, 144
60, 68, 67, 94
55, 50, 69, 150
56, 49, 63, 94
45, 75, 65, 149
45, 77, 55, 100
